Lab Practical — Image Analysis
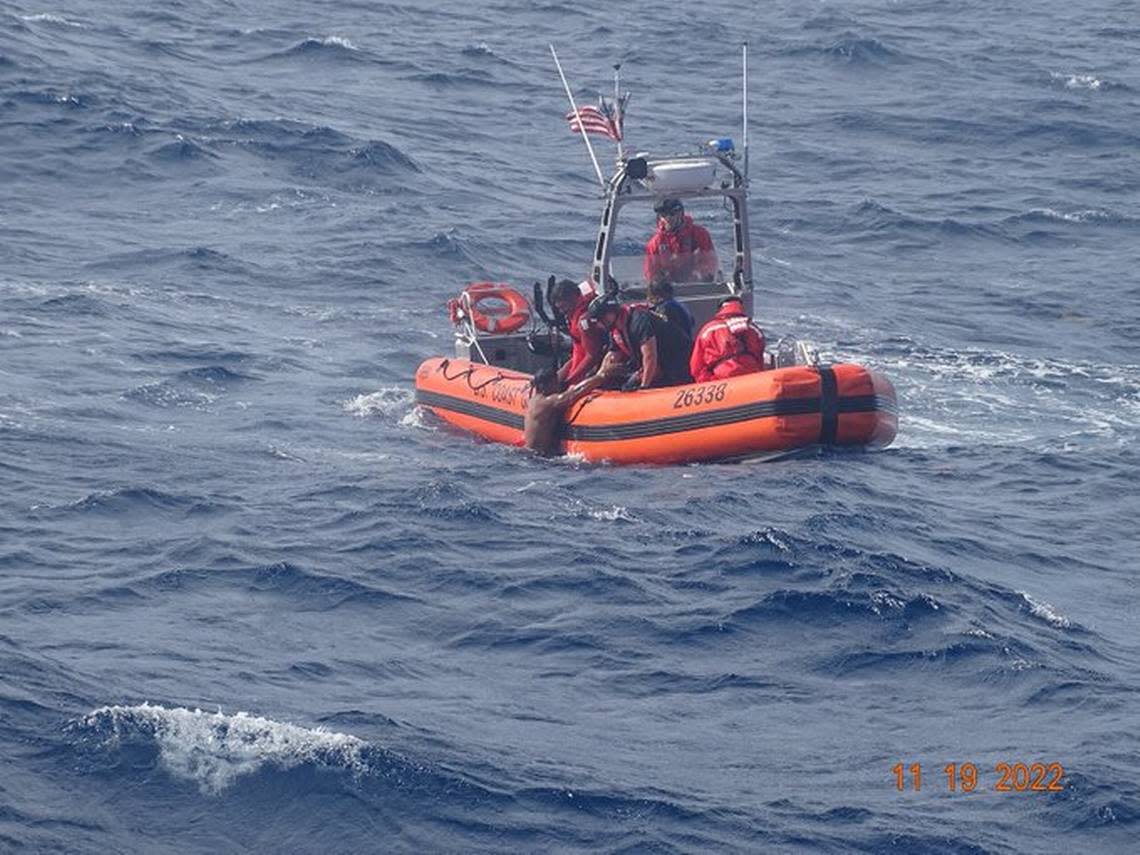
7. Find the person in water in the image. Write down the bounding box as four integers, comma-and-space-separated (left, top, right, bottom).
588, 294, 692, 391
647, 278, 694, 341
643, 198, 718, 285
689, 295, 766, 383
550, 278, 606, 389
524, 353, 620, 456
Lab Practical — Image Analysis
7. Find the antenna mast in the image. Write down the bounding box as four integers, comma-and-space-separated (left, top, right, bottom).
613, 62, 624, 161
742, 42, 749, 180
550, 45, 606, 188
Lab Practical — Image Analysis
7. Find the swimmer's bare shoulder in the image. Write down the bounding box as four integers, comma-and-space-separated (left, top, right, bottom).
524, 355, 619, 456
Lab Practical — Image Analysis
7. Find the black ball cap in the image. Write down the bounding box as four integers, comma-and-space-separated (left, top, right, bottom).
654, 197, 683, 216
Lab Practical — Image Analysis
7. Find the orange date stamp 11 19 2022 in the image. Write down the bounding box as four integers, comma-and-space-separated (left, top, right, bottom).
892, 762, 1065, 793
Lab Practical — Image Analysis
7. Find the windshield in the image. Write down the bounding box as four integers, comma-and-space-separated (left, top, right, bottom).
606, 196, 734, 290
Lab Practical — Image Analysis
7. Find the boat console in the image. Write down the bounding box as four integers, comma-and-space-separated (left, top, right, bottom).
452, 143, 763, 374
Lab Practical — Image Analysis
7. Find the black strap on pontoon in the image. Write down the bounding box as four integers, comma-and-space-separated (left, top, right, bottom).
816, 365, 839, 445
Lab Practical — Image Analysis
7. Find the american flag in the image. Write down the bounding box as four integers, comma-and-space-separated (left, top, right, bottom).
565, 97, 623, 142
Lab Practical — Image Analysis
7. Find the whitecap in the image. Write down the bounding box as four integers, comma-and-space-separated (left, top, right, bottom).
318, 35, 356, 50
589, 505, 634, 521
79, 703, 368, 795
20, 12, 85, 28
569, 498, 635, 521
1027, 207, 1116, 224
870, 591, 905, 612
1017, 591, 1071, 629
1052, 72, 1105, 91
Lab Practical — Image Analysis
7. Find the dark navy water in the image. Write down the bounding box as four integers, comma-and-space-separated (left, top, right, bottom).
2, 1, 1138, 851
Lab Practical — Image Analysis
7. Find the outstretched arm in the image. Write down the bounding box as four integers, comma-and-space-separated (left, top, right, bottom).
552, 372, 605, 409
552, 352, 623, 408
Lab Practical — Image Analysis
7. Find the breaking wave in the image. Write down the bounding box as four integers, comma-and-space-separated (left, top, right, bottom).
269, 36, 363, 61
19, 13, 85, 28
75, 704, 369, 794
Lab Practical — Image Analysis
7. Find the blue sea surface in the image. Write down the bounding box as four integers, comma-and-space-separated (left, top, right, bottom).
2, 0, 1138, 851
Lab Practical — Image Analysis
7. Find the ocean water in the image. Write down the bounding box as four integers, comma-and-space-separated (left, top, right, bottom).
2, 0, 1138, 851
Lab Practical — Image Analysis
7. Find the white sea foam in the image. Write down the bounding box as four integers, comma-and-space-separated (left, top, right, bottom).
1018, 591, 1071, 629
267, 445, 307, 462
588, 505, 634, 521
122, 383, 217, 409
284, 303, 340, 320
344, 387, 413, 417
870, 591, 905, 612
876, 345, 1140, 450
399, 405, 433, 430
569, 498, 634, 521
318, 35, 356, 50
331, 449, 391, 463
1052, 72, 1105, 91
1028, 207, 1115, 224
20, 12, 85, 28
549, 450, 592, 467
889, 413, 1034, 450
80, 703, 368, 794
1007, 657, 1040, 672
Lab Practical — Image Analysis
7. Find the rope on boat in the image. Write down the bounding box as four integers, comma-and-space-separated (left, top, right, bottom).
437, 358, 509, 392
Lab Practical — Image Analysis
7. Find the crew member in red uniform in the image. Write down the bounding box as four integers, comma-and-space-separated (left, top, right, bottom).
551, 279, 606, 389
643, 198, 718, 285
689, 296, 766, 383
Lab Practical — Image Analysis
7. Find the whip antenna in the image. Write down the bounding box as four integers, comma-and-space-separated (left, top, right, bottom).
742, 42, 749, 180
613, 62, 624, 161
550, 45, 606, 188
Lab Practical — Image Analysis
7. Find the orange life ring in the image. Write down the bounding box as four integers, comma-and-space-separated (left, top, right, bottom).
461, 282, 530, 335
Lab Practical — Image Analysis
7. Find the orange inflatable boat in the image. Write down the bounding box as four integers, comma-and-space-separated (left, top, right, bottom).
415, 357, 897, 464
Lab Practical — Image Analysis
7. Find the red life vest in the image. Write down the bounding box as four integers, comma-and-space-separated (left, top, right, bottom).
689, 303, 765, 383
606, 304, 644, 362
562, 296, 607, 386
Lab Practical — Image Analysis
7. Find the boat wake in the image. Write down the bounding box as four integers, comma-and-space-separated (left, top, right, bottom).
874, 340, 1140, 451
